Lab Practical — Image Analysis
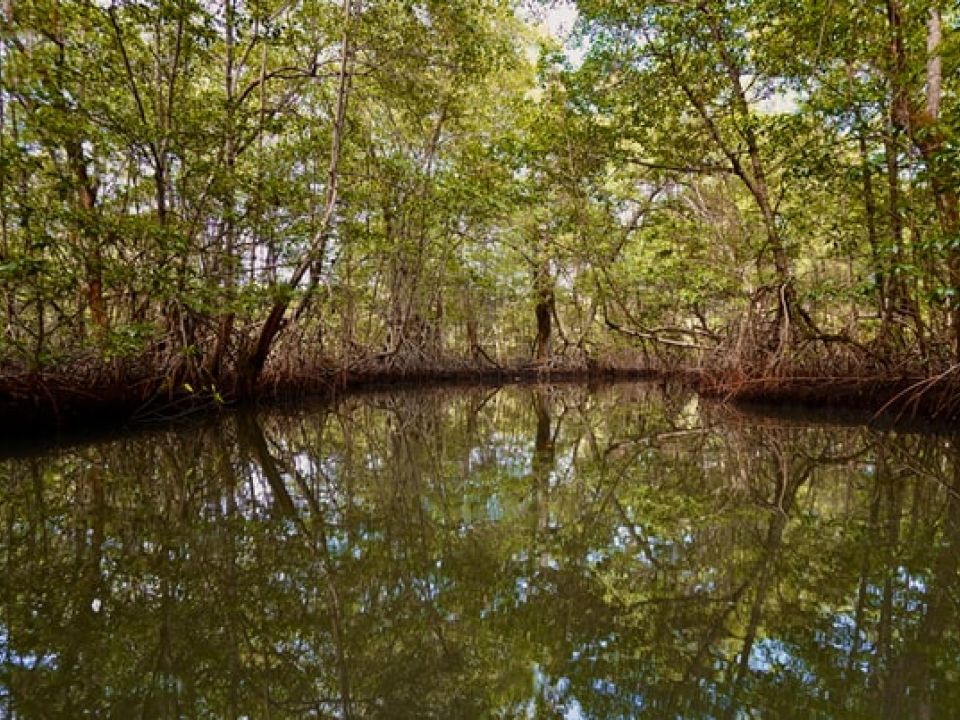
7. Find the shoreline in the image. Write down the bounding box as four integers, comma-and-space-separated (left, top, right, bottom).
0, 363, 665, 439
702, 374, 960, 423
1, 362, 958, 444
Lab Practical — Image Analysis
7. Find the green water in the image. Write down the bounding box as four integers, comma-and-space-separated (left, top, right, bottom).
1, 384, 958, 719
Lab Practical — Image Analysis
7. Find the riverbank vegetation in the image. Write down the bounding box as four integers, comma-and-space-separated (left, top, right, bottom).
2, 0, 959, 423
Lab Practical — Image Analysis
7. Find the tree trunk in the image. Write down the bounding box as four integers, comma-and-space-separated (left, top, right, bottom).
702, 8, 793, 292
239, 0, 355, 396
852, 89, 885, 333
55, 1, 106, 338
65, 141, 107, 335
207, 0, 238, 382
886, 0, 959, 361
533, 253, 554, 364
882, 129, 905, 334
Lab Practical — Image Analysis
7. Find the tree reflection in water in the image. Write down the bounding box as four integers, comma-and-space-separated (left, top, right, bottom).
1, 384, 958, 718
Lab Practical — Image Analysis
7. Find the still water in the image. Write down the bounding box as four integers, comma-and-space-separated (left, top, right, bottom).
1, 383, 958, 719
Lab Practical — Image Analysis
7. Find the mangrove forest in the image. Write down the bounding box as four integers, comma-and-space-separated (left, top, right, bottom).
3, 2, 960, 718
1, 0, 959, 423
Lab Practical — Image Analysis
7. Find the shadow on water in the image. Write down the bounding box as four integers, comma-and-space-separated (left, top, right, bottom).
1, 383, 959, 718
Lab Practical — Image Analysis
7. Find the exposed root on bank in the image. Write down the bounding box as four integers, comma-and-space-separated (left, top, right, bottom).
691, 289, 960, 421
6, 300, 960, 437
872, 364, 960, 421
700, 330, 960, 421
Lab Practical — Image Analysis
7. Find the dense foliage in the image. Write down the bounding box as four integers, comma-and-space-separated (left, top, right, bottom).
1, 0, 958, 398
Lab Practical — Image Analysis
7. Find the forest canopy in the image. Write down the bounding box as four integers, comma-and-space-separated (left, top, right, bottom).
1, 0, 958, 407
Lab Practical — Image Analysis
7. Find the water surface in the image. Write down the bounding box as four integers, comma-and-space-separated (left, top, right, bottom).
1, 384, 958, 718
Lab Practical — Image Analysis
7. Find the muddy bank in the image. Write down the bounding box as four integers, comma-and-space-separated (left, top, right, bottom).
3, 359, 958, 442
0, 361, 664, 440
698, 374, 960, 423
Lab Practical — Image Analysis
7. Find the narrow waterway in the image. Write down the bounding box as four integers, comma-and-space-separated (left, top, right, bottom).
1, 383, 957, 718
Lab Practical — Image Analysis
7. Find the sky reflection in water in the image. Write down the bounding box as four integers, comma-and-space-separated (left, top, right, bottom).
0, 383, 958, 719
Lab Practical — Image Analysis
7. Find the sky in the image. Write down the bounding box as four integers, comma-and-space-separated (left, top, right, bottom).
529, 1, 587, 66
535, 2, 797, 114
543, 2, 579, 38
